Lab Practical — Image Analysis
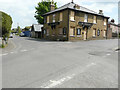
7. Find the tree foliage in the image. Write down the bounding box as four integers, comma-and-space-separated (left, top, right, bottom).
35, 0, 57, 24
17, 26, 21, 35
0, 11, 13, 39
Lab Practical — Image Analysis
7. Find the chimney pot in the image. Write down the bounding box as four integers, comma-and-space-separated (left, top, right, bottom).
99, 10, 103, 15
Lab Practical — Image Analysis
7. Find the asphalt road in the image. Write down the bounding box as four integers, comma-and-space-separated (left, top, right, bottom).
1, 36, 119, 88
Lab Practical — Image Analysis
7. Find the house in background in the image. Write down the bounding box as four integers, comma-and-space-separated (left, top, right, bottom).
43, 1, 109, 41
31, 24, 43, 38
22, 26, 32, 37
107, 19, 119, 39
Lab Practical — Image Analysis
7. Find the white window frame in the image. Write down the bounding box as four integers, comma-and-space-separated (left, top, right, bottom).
77, 28, 81, 35
103, 30, 106, 37
93, 16, 97, 24
93, 29, 96, 37
104, 18, 107, 25
70, 11, 75, 21
60, 12, 63, 21
84, 14, 88, 22
53, 14, 55, 23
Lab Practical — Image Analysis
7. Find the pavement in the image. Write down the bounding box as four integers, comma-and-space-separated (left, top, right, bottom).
1, 36, 119, 88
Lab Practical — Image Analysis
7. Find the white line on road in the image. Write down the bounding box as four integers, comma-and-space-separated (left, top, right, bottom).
21, 49, 28, 52
2, 53, 8, 56
106, 54, 111, 56
86, 63, 96, 67
40, 74, 75, 88
10, 52, 14, 54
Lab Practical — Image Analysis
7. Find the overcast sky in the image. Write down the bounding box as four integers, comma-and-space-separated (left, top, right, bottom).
0, 0, 119, 28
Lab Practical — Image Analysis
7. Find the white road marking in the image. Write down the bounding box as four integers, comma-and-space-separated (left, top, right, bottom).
2, 53, 8, 56
87, 63, 96, 67
40, 74, 75, 88
115, 51, 118, 52
107, 54, 111, 56
21, 49, 28, 52
10, 52, 14, 54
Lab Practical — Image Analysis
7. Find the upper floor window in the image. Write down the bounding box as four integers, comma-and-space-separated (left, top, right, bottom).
84, 14, 88, 22
53, 14, 55, 22
47, 16, 49, 23
93, 16, 97, 24
60, 12, 63, 21
104, 18, 107, 25
70, 11, 75, 21
77, 28, 81, 35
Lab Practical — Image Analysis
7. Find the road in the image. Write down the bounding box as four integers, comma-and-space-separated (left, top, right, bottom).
1, 36, 118, 88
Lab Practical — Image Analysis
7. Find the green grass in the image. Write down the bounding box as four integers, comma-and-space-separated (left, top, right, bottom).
0, 44, 5, 48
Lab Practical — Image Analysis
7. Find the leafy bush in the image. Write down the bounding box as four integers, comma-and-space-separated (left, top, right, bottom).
0, 11, 13, 39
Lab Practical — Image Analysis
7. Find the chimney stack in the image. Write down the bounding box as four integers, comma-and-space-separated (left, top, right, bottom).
111, 19, 115, 23
50, 0, 55, 11
99, 10, 103, 15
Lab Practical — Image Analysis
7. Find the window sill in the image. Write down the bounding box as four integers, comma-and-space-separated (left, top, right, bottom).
70, 20, 75, 22
77, 35, 82, 37
92, 36, 96, 38
70, 35, 75, 37
93, 23, 97, 25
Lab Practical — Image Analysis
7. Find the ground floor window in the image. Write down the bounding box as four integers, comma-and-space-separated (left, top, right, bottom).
77, 28, 81, 35
63, 27, 66, 35
70, 27, 75, 36
97, 29, 100, 36
103, 30, 106, 37
93, 29, 96, 37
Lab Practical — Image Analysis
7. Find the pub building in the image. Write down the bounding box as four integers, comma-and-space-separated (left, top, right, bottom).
42, 0, 109, 41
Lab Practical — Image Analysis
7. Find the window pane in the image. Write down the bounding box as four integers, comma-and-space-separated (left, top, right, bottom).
63, 28, 66, 35
84, 14, 88, 22
77, 28, 81, 35
60, 13, 63, 21
70, 11, 75, 21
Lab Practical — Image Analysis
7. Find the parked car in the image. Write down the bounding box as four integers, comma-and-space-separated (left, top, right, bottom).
20, 32, 25, 37
9, 33, 13, 38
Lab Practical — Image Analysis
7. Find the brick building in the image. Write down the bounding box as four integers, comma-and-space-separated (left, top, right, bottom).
43, 1, 109, 41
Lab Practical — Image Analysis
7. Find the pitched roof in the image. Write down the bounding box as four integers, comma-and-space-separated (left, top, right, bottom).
43, 2, 109, 18
108, 22, 119, 27
32, 24, 43, 32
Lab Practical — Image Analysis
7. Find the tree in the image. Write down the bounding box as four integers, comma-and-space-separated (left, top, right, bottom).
17, 26, 21, 35
35, 0, 57, 24
0, 11, 13, 39
24, 26, 31, 31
